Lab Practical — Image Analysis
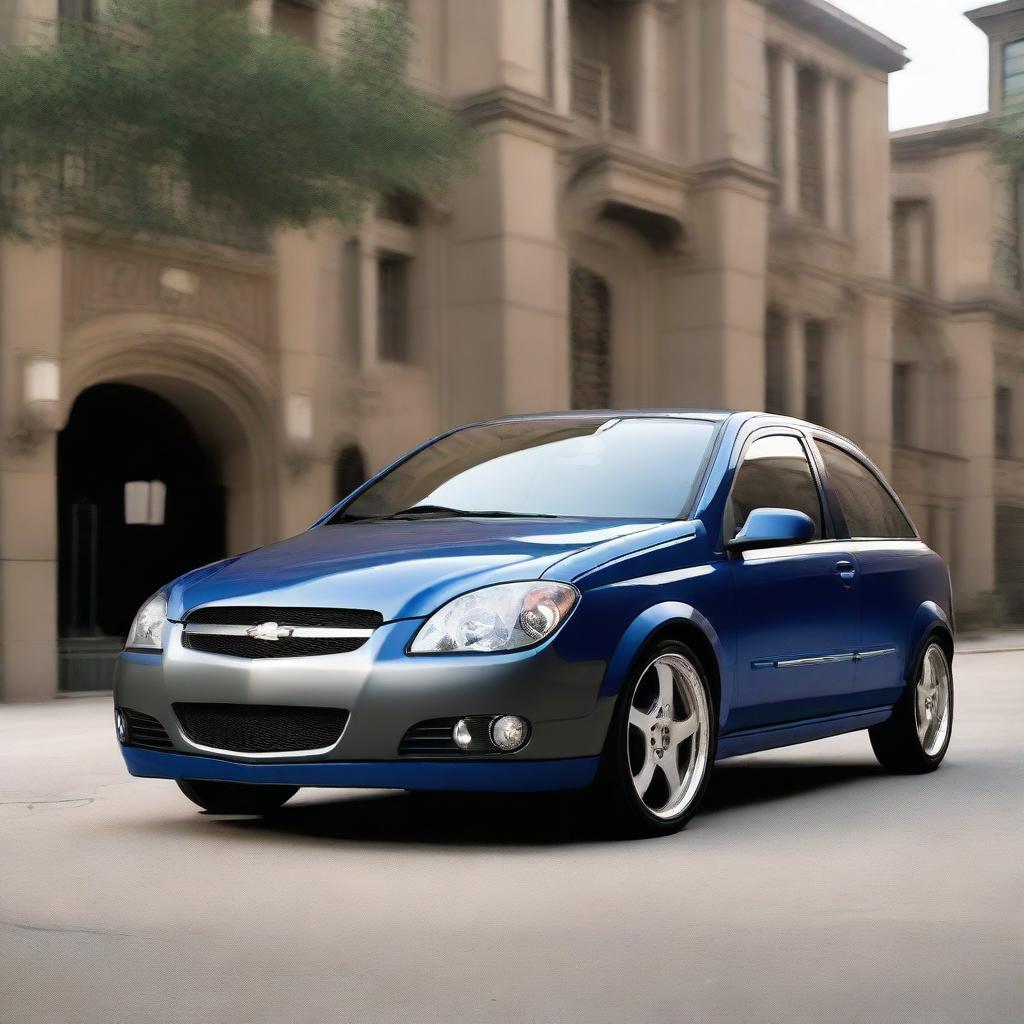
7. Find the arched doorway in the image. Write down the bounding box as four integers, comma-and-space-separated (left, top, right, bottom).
57, 383, 227, 690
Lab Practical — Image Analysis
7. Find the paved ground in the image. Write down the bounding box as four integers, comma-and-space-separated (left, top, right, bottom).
1, 639, 1021, 1023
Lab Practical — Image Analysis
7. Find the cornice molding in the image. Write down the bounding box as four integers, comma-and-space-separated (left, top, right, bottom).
456, 86, 573, 137
686, 158, 776, 195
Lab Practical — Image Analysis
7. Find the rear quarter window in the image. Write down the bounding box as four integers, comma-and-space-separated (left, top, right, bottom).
817, 440, 915, 540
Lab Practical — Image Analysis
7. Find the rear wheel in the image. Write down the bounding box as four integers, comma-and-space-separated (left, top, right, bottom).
596, 640, 716, 837
869, 641, 953, 773
176, 779, 298, 815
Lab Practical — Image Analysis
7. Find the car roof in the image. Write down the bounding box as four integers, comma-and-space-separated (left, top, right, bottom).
465, 410, 820, 430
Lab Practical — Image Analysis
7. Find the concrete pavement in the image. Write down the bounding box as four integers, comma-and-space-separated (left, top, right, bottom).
1, 644, 1021, 1023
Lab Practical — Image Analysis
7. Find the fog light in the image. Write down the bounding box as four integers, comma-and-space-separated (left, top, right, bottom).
114, 709, 127, 744
453, 719, 472, 750
490, 715, 528, 752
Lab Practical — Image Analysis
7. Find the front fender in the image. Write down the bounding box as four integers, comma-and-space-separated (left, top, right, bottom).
905, 601, 954, 683
600, 602, 730, 720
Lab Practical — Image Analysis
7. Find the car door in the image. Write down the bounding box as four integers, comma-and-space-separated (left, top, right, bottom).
813, 436, 923, 710
724, 430, 861, 732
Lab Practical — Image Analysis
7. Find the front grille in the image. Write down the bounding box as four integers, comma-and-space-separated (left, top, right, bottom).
121, 707, 174, 750
182, 605, 383, 659
174, 703, 349, 754
183, 634, 367, 659
185, 606, 383, 629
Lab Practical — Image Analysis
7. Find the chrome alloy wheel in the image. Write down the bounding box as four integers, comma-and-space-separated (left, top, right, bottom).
915, 643, 951, 757
627, 652, 711, 820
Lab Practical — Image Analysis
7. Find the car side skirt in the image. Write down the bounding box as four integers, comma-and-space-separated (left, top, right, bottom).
121, 746, 602, 792
716, 706, 894, 760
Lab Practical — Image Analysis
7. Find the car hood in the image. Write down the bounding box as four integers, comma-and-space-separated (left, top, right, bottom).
165, 518, 667, 622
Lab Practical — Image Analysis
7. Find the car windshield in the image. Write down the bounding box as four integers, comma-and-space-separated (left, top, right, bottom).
332, 416, 718, 522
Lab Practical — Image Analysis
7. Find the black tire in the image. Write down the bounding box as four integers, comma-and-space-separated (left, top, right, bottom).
869, 640, 953, 774
176, 779, 298, 814
595, 639, 717, 838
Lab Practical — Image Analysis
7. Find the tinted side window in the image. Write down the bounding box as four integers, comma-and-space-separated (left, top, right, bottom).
728, 435, 822, 539
818, 441, 915, 539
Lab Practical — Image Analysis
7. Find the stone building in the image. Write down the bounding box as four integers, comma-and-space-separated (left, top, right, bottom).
889, 0, 1024, 621
0, 0, 1015, 701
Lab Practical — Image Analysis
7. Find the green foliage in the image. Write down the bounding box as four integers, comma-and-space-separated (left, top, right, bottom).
0, 0, 470, 242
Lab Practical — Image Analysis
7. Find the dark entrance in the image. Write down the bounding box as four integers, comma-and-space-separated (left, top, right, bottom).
57, 383, 227, 690
570, 263, 612, 409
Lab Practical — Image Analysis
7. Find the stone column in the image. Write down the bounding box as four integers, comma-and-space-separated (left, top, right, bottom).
783, 310, 806, 418
636, 0, 662, 151
275, 225, 339, 539
949, 313, 997, 606
856, 289, 895, 477
550, 0, 571, 116
821, 74, 844, 233
661, 169, 771, 411
249, 0, 273, 32
445, 126, 569, 424
0, 240, 62, 701
778, 52, 800, 215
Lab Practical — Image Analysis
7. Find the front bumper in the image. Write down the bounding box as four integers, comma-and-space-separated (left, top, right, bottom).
122, 746, 601, 791
114, 618, 612, 792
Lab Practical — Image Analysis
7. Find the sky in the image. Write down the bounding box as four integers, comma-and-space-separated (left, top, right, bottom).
827, 0, 993, 130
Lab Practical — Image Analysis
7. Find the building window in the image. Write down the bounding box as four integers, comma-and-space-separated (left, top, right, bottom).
797, 66, 823, 221
996, 385, 1014, 458
570, 263, 611, 409
766, 47, 781, 177
273, 0, 317, 46
764, 308, 786, 414
59, 0, 94, 18
1005, 39, 1024, 104
377, 254, 410, 363
893, 362, 913, 447
569, 0, 632, 132
378, 192, 420, 227
545, 0, 556, 102
804, 319, 827, 424
58, 0, 94, 39
1004, 169, 1024, 292
893, 200, 932, 290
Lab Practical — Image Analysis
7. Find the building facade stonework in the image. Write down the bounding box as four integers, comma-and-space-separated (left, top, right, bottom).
0, 0, 1020, 700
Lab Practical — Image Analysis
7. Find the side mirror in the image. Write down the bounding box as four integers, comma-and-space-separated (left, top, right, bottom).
727, 507, 815, 553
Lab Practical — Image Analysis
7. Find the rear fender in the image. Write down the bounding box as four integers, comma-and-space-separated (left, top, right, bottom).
905, 601, 954, 684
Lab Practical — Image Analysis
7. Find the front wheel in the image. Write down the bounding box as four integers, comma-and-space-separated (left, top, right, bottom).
596, 641, 716, 837
869, 641, 953, 773
176, 779, 298, 815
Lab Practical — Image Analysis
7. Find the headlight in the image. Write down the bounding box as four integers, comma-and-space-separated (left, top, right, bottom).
410, 582, 579, 654
125, 593, 168, 651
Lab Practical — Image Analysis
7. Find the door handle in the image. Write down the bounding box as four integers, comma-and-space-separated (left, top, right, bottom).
833, 560, 857, 584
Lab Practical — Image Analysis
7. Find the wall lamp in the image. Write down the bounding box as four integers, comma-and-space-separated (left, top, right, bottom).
13, 357, 61, 451
284, 393, 315, 473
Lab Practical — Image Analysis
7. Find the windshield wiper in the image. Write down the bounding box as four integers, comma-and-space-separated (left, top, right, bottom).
385, 505, 559, 520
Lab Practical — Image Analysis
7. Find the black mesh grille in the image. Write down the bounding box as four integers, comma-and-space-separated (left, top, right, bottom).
174, 703, 349, 753
399, 718, 461, 755
398, 717, 513, 756
185, 606, 383, 629
183, 634, 367, 659
121, 707, 174, 750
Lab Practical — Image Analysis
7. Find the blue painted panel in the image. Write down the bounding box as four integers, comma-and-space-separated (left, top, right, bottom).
121, 746, 602, 792
717, 706, 893, 759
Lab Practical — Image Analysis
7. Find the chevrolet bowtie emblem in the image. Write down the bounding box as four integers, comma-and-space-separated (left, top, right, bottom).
246, 622, 294, 641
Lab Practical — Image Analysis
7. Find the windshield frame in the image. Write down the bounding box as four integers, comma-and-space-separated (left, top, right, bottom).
318, 414, 726, 526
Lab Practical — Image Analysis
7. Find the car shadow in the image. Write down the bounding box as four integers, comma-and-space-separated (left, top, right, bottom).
209, 757, 886, 848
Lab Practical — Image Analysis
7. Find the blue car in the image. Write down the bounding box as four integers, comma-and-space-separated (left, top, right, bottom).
115, 411, 954, 835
